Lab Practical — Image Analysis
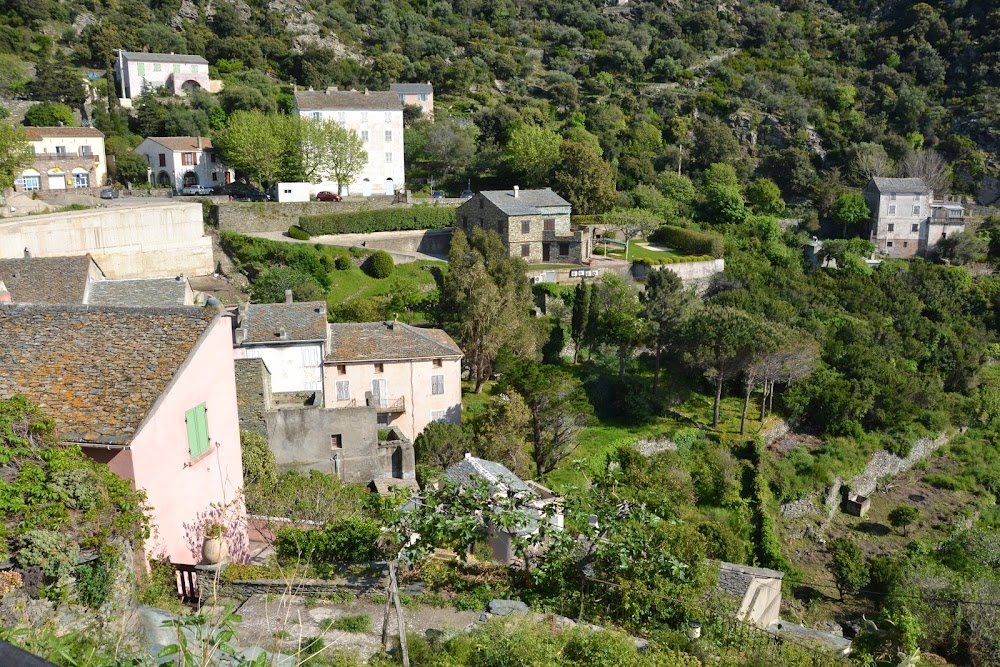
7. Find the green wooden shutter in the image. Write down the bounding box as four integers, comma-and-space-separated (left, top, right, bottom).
185, 404, 209, 459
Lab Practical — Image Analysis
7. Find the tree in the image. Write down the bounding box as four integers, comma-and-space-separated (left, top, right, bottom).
642, 269, 697, 399
705, 184, 747, 225
299, 118, 367, 192
114, 151, 150, 186
0, 122, 33, 194
570, 282, 590, 363
325, 122, 368, 194
214, 110, 296, 187
440, 229, 537, 392
604, 209, 660, 261
240, 430, 277, 486
29, 55, 86, 107
596, 273, 646, 380
424, 117, 478, 179
833, 192, 872, 237
584, 283, 601, 360
681, 306, 773, 429
552, 140, 617, 215
23, 102, 75, 127
744, 178, 785, 215
850, 143, 895, 184
414, 420, 472, 470
937, 229, 988, 266
828, 537, 869, 600
901, 149, 950, 194
505, 124, 563, 186
888, 505, 919, 536
691, 118, 742, 172
471, 391, 532, 477
500, 359, 593, 478
752, 333, 821, 423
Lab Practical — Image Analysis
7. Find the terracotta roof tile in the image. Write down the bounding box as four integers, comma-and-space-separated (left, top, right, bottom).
24, 127, 105, 140
0, 256, 97, 303
326, 322, 462, 362
294, 90, 403, 111
241, 301, 327, 344
143, 136, 214, 152
0, 304, 217, 445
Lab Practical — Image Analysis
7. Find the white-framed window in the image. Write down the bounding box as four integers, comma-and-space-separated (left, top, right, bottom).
430, 410, 446, 422
73, 173, 88, 188
336, 380, 351, 401
913, 205, 921, 216
361, 130, 369, 142
385, 130, 392, 142
419, 93, 428, 102
23, 176, 40, 191
385, 152, 392, 163
889, 192, 896, 201
79, 145, 92, 156
311, 112, 321, 121
888, 204, 897, 216
384, 112, 391, 123
361, 112, 368, 122
911, 223, 919, 232
431, 375, 444, 395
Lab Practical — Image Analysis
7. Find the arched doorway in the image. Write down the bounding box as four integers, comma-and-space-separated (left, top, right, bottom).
384, 178, 394, 195
179, 79, 202, 95
47, 169, 66, 190
71, 168, 89, 188
361, 178, 371, 197
157, 171, 171, 186
20, 169, 40, 191
182, 171, 198, 187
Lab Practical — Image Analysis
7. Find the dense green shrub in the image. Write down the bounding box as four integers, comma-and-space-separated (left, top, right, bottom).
334, 255, 351, 270
288, 225, 311, 240
240, 430, 277, 485
365, 250, 395, 278
15, 529, 79, 581
299, 207, 454, 235
275, 517, 382, 563
649, 225, 724, 258
75, 558, 113, 608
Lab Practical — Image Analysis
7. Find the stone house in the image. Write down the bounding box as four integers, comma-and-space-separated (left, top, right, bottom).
293, 89, 404, 196
114, 51, 211, 101
0, 302, 248, 565
389, 82, 434, 117
455, 187, 593, 264
862, 177, 967, 257
324, 320, 463, 442
15, 127, 107, 193
134, 136, 234, 190
0, 254, 193, 306
715, 562, 784, 628
444, 454, 564, 564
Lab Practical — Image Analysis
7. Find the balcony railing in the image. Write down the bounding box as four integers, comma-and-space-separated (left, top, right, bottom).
34, 153, 99, 161
366, 395, 406, 413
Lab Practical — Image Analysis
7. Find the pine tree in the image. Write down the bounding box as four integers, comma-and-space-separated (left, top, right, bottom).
570, 281, 590, 363
584, 283, 600, 360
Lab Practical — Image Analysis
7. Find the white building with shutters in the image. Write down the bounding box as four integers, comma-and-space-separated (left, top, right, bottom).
114, 51, 211, 101
292, 89, 405, 197
232, 300, 328, 395
15, 127, 107, 193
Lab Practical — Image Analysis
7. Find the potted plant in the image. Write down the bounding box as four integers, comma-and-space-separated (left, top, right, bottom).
202, 521, 229, 565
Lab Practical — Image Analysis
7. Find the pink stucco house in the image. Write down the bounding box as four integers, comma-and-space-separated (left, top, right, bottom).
324, 320, 463, 442
0, 302, 247, 566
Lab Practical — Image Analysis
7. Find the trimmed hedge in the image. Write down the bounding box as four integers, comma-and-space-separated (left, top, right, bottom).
648, 225, 724, 258
287, 225, 311, 240
299, 207, 455, 235
334, 255, 351, 270
365, 250, 395, 278
274, 518, 382, 564
633, 255, 716, 266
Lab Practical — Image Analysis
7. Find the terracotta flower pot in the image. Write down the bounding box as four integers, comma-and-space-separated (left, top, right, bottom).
202, 536, 229, 564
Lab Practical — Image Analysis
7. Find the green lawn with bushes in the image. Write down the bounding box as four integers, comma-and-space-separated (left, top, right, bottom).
299, 206, 455, 236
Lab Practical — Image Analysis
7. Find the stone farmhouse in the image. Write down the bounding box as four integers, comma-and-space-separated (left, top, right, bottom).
0, 302, 248, 565
389, 82, 434, 117
0, 254, 194, 306
324, 320, 463, 442
15, 127, 107, 194
293, 89, 404, 197
114, 51, 211, 101
455, 187, 593, 264
862, 177, 967, 258
134, 136, 234, 190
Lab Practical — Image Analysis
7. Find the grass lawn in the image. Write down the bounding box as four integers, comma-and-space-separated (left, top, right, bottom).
594, 239, 685, 262
325, 259, 445, 305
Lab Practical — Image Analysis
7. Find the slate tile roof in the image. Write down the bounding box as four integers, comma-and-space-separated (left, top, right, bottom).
241, 302, 328, 344
476, 188, 572, 216
23, 127, 105, 140
88, 277, 190, 307
122, 51, 208, 64
0, 304, 218, 445
389, 83, 433, 95
868, 177, 929, 194
716, 562, 784, 600
144, 136, 215, 152
325, 321, 463, 362
445, 455, 531, 494
0, 256, 97, 304
294, 90, 403, 111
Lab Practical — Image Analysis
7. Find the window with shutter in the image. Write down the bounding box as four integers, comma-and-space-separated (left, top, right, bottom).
431, 374, 444, 395
185, 403, 210, 460
336, 380, 351, 401
430, 410, 446, 422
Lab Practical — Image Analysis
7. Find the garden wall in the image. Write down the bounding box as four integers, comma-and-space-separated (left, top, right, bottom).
217, 198, 399, 233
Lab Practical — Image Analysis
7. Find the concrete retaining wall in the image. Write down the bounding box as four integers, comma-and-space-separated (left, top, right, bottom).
0, 202, 214, 278
218, 198, 404, 233
527, 257, 725, 288
359, 228, 453, 256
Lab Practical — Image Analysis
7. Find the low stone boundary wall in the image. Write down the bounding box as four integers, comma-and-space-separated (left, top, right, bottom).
217, 199, 439, 233
221, 574, 387, 600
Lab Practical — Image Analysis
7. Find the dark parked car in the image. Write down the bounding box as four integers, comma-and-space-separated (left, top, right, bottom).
316, 191, 343, 202
460, 190, 474, 199
100, 188, 119, 200
233, 188, 269, 202
431, 190, 445, 199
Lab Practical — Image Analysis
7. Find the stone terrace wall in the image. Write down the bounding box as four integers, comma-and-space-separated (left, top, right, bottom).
235, 358, 271, 438
217, 198, 400, 233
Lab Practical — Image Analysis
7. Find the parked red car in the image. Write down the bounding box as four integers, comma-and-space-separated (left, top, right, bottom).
316, 191, 343, 202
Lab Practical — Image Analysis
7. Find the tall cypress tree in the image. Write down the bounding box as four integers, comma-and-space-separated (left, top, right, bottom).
570, 281, 590, 363
584, 282, 601, 361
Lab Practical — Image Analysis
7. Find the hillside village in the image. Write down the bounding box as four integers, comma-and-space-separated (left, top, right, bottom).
3, 1, 1000, 666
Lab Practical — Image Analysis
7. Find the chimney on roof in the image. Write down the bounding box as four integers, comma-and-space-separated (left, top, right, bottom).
23, 247, 30, 258
388, 314, 398, 331
364, 88, 369, 95
513, 185, 519, 198
0, 281, 10, 304
278, 327, 287, 340
464, 452, 472, 460
197, 136, 202, 150
284, 289, 293, 304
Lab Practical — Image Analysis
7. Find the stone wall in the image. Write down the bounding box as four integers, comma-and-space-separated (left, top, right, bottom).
633, 258, 726, 285
359, 228, 453, 256
235, 358, 271, 438
220, 574, 387, 601
216, 198, 402, 233
0, 202, 214, 278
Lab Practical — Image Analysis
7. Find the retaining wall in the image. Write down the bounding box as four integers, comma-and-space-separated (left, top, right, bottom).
218, 198, 406, 233
0, 202, 214, 278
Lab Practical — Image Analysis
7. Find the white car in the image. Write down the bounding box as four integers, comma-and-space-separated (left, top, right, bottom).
181, 185, 214, 196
